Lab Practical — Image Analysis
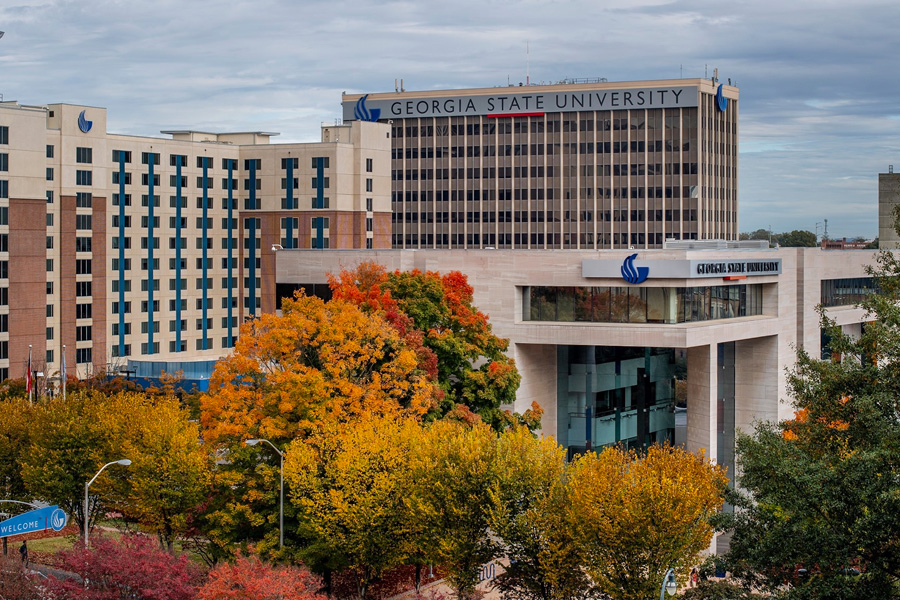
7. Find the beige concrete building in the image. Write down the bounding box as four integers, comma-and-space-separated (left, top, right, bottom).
276, 245, 875, 474
0, 101, 391, 384
342, 77, 738, 250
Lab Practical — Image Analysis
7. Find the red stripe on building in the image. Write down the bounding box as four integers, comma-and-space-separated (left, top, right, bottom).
486, 112, 545, 119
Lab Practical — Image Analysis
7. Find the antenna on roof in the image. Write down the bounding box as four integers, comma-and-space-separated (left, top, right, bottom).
526, 41, 530, 86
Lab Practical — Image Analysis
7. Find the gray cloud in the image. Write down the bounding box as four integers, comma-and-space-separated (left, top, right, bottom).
1, 0, 896, 237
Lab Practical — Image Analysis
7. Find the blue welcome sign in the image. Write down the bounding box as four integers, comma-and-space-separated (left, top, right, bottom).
0, 505, 67, 538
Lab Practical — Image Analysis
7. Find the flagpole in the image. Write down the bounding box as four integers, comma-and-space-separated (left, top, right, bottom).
27, 345, 33, 405
61, 344, 67, 401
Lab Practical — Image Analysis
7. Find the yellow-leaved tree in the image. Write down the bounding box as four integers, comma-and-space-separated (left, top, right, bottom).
199, 293, 440, 559
567, 445, 727, 600
284, 414, 420, 600
407, 420, 500, 600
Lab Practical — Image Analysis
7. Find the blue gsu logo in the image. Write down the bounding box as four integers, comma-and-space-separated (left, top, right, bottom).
50, 508, 67, 531
715, 84, 728, 112
354, 94, 381, 122
78, 110, 93, 133
621, 253, 649, 284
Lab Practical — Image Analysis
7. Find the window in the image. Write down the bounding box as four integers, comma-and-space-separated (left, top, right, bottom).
140, 279, 160, 292
169, 154, 187, 167
141, 195, 160, 207
243, 178, 261, 191
244, 197, 261, 210
76, 303, 92, 319
366, 178, 373, 192
75, 237, 92, 252
221, 178, 238, 190
76, 259, 92, 275
312, 157, 329, 168
46, 259, 53, 272
243, 159, 261, 170
281, 197, 298, 209
76, 348, 93, 364
170, 196, 187, 209
76, 192, 92, 207
112, 280, 131, 292
281, 157, 298, 169
47, 327, 54, 340
141, 215, 160, 228
111, 301, 131, 314
142, 173, 160, 186
197, 156, 212, 168
111, 323, 131, 335
140, 342, 159, 355
311, 197, 330, 209
76, 326, 92, 342
46, 281, 53, 295
111, 237, 131, 249
0, 261, 7, 278
46, 190, 53, 204
44, 235, 52, 249
366, 157, 373, 172
112, 172, 131, 184
366, 197, 373, 212
311, 177, 330, 188
312, 217, 330, 229
46, 145, 54, 158
196, 197, 212, 209
141, 152, 160, 165
222, 158, 237, 170
75, 281, 92, 297
169, 175, 187, 187
75, 214, 92, 230
0, 154, 7, 171
45, 211, 52, 227
111, 258, 131, 270
169, 319, 187, 332
110, 345, 131, 358
0, 181, 6, 199
112, 193, 131, 206
112, 150, 132, 163
0, 126, 8, 145
75, 170, 92, 185
281, 178, 299, 190
170, 298, 187, 310
170, 340, 187, 352
196, 176, 213, 189
111, 215, 131, 227
76, 147, 93, 164
366, 217, 373, 232
46, 168, 54, 181
0, 314, 7, 331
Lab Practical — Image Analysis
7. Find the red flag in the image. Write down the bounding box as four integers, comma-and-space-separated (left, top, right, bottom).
25, 348, 33, 395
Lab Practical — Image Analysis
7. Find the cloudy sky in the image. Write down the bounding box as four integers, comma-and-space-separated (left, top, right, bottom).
2, 0, 898, 239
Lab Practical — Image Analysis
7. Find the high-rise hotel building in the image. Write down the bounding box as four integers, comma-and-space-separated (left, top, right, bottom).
342, 78, 738, 249
0, 101, 390, 383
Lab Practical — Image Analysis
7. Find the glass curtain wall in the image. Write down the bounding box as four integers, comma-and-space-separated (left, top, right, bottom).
558, 346, 678, 458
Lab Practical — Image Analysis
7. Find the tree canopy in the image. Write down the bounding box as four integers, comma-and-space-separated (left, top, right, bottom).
723, 247, 900, 598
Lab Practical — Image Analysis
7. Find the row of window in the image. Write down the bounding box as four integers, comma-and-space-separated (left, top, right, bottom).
394, 209, 699, 224
392, 186, 700, 202
525, 284, 763, 324
395, 231, 699, 248
392, 140, 697, 159
393, 163, 700, 180
110, 151, 331, 171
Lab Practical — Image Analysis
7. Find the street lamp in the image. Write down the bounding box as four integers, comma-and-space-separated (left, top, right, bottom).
246, 438, 284, 549
659, 568, 677, 600
84, 459, 131, 549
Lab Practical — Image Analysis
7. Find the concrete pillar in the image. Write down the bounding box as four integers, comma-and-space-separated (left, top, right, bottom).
686, 343, 717, 460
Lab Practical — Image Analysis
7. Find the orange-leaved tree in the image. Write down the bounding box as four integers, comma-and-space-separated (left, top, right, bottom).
284, 413, 421, 600
567, 444, 727, 600
330, 262, 540, 431
197, 554, 325, 600
198, 293, 440, 558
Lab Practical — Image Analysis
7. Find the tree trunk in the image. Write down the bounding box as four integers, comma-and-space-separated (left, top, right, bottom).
415, 563, 422, 593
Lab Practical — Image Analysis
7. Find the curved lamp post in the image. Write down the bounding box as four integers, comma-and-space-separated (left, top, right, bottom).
84, 459, 131, 548
246, 438, 284, 549
659, 568, 678, 600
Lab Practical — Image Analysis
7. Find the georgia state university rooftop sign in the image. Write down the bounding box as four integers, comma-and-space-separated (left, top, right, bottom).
344, 86, 698, 121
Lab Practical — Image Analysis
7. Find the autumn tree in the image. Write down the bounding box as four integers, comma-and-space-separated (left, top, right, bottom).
722, 245, 900, 599
18, 391, 122, 531
116, 396, 210, 552
197, 555, 326, 600
0, 397, 32, 502
330, 263, 534, 430
284, 414, 420, 600
490, 427, 598, 600
199, 293, 439, 557
44, 535, 202, 600
407, 420, 500, 599
567, 445, 727, 600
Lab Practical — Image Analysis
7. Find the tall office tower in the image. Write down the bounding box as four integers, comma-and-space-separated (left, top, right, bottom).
343, 77, 738, 250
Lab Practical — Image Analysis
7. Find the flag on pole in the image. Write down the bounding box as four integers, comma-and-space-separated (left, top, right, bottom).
25, 345, 33, 401
61, 344, 67, 401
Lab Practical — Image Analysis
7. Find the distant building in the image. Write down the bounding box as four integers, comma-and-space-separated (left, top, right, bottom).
878, 167, 900, 248
821, 238, 872, 250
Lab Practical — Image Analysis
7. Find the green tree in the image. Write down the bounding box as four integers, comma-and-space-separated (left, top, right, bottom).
0, 398, 32, 502
567, 445, 727, 600
723, 247, 900, 599
490, 427, 598, 600
776, 229, 817, 247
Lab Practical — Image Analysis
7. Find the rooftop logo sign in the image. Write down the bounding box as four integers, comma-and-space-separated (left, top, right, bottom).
621, 254, 650, 284
78, 110, 93, 133
354, 95, 381, 122
716, 84, 728, 112
343, 86, 698, 120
